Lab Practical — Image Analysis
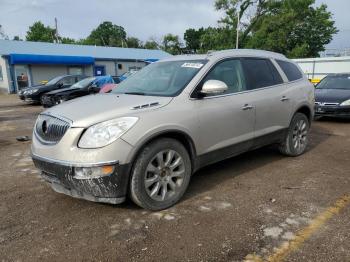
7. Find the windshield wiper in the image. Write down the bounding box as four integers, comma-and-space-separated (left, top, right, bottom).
124, 92, 147, 96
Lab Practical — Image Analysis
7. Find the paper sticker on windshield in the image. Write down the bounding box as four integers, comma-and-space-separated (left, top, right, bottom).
181, 63, 204, 69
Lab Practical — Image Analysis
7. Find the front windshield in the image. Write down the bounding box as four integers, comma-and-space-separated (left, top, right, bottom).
112, 60, 207, 97
71, 77, 96, 88
317, 75, 350, 90
46, 76, 64, 85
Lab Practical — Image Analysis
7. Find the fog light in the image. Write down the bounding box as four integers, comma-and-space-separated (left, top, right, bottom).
74, 165, 115, 179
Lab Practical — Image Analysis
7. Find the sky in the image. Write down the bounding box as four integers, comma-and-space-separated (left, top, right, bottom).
0, 0, 349, 50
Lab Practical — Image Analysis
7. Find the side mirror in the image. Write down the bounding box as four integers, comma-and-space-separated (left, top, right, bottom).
200, 80, 228, 95
89, 84, 99, 93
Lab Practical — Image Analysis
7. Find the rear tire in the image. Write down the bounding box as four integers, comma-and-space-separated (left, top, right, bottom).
130, 138, 191, 210
279, 113, 310, 156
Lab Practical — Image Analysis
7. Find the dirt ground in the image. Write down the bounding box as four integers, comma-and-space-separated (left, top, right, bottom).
0, 94, 349, 262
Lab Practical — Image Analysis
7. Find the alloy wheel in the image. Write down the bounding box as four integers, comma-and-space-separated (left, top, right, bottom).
144, 149, 185, 202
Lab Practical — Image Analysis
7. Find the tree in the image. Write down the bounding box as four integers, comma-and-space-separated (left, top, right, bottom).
245, 0, 338, 57
60, 37, 76, 44
13, 36, 22, 41
0, 25, 9, 40
86, 21, 127, 47
26, 21, 55, 42
126, 37, 142, 48
144, 39, 160, 50
214, 0, 337, 58
162, 34, 182, 55
184, 28, 205, 52
199, 27, 235, 53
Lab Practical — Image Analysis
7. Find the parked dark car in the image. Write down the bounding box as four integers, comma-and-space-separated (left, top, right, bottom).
42, 75, 114, 108
315, 74, 350, 118
18, 75, 87, 104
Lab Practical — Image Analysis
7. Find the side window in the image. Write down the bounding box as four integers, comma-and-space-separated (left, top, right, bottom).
242, 58, 283, 90
201, 59, 246, 96
276, 60, 303, 81
61, 76, 75, 86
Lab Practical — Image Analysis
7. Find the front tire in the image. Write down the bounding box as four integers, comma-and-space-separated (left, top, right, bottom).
279, 113, 310, 156
130, 138, 191, 210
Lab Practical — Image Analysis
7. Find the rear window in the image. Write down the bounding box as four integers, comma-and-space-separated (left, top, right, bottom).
242, 58, 283, 90
276, 60, 303, 81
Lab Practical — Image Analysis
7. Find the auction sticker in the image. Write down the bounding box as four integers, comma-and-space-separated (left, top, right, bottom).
181, 63, 204, 69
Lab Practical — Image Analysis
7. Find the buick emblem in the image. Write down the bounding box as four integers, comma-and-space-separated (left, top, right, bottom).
42, 120, 48, 134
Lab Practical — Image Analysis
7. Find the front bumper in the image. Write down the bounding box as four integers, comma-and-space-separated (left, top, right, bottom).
41, 95, 56, 108
314, 105, 350, 117
32, 154, 131, 204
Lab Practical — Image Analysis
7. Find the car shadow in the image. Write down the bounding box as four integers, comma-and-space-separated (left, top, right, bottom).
182, 124, 331, 202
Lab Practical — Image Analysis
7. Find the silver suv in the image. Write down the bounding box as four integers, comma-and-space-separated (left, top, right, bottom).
31, 49, 314, 210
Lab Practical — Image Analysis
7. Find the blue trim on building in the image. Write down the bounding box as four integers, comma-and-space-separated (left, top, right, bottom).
9, 54, 95, 65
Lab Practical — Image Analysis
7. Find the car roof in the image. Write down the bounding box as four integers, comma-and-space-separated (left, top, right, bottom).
160, 49, 287, 62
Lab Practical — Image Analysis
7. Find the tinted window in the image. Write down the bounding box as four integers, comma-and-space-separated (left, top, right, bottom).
276, 60, 303, 81
60, 76, 76, 85
242, 58, 283, 89
201, 59, 246, 96
316, 75, 350, 90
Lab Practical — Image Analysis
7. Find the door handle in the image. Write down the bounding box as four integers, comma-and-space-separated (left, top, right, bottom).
281, 96, 290, 102
242, 104, 254, 110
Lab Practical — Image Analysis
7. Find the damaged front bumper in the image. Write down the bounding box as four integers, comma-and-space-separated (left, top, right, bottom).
32, 154, 131, 204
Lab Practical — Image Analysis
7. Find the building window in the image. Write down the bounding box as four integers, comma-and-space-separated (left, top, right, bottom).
0, 65, 3, 81
118, 64, 123, 70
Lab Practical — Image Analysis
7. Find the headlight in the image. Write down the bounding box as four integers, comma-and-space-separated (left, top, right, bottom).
26, 89, 38, 95
340, 99, 350, 106
78, 117, 138, 148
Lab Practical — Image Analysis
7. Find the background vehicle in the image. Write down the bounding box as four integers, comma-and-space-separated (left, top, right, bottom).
18, 75, 87, 104
31, 49, 314, 210
41, 75, 114, 107
99, 83, 118, 93
115, 70, 139, 83
314, 73, 350, 118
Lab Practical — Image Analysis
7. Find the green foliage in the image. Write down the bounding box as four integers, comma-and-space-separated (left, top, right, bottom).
86, 21, 127, 47
60, 37, 76, 44
162, 34, 182, 55
25, 21, 56, 42
126, 37, 142, 48
13, 36, 22, 41
184, 28, 205, 52
144, 39, 160, 50
210, 0, 338, 58
199, 27, 236, 53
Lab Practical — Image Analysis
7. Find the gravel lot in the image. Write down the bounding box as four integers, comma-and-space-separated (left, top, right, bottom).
0, 94, 349, 262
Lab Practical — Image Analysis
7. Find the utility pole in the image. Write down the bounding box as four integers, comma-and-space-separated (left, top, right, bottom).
54, 17, 59, 43
236, 9, 240, 49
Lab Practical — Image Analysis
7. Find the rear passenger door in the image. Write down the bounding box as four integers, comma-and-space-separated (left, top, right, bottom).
241, 58, 293, 141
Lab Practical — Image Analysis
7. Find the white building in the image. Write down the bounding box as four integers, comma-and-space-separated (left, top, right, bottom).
0, 40, 170, 93
294, 56, 350, 81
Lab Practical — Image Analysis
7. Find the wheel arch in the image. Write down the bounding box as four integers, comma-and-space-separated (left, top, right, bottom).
293, 104, 313, 125
127, 129, 198, 173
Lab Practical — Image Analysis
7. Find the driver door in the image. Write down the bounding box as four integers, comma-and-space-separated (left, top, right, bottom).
193, 59, 255, 163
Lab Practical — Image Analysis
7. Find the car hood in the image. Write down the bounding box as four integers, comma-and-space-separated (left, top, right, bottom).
46, 87, 80, 96
20, 84, 45, 92
315, 88, 350, 103
43, 93, 173, 127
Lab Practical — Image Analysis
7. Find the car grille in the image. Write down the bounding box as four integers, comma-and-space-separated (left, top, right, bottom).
35, 114, 71, 144
314, 102, 339, 106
